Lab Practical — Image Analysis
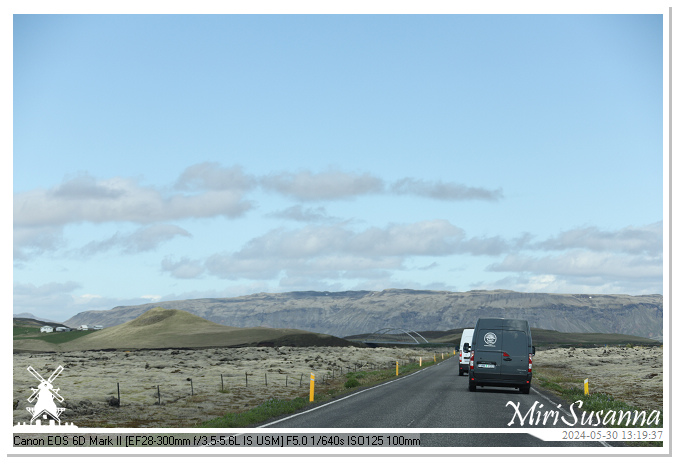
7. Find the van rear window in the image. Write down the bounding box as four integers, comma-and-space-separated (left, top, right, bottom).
502, 330, 527, 355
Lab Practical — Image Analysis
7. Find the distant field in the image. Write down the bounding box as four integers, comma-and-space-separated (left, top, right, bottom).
13, 326, 40, 337
346, 327, 661, 347
530, 328, 662, 347
13, 327, 92, 344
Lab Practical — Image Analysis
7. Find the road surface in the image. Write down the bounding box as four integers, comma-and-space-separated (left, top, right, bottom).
257, 358, 612, 448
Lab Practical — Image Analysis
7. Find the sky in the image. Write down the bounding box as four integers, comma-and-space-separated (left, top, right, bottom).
11, 12, 666, 323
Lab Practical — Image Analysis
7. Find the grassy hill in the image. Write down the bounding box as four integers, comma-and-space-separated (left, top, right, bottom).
14, 307, 361, 352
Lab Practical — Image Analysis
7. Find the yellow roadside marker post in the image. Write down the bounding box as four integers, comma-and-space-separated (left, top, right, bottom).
419, 357, 422, 366
584, 378, 589, 395
396, 361, 399, 376
310, 373, 315, 402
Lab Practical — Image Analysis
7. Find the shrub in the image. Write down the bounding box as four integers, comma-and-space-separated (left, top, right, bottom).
344, 377, 360, 389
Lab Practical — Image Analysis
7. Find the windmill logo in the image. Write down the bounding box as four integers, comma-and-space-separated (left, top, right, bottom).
15, 365, 77, 428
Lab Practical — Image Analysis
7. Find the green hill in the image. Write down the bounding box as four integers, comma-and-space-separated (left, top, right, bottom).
14, 307, 360, 352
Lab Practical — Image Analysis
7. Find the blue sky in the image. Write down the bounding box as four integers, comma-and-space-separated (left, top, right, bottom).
12, 13, 665, 323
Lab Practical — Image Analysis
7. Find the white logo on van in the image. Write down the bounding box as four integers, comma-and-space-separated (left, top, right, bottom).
483, 332, 497, 346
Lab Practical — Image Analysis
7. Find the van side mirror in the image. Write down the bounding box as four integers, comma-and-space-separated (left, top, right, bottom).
463, 343, 470, 353
531, 346, 536, 355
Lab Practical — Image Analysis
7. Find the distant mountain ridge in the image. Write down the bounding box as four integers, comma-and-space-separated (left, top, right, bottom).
64, 289, 663, 340
13, 313, 59, 323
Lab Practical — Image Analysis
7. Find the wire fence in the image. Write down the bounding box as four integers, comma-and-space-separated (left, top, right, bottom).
107, 355, 451, 407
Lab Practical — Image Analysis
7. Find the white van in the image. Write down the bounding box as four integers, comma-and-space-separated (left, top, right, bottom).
458, 328, 474, 375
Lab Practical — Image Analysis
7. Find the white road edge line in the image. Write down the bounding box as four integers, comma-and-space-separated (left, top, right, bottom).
257, 361, 444, 428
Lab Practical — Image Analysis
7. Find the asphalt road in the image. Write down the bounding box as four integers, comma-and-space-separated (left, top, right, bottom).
257, 358, 611, 448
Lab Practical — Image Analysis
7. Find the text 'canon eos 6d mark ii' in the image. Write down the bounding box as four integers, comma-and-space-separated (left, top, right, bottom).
465, 318, 535, 394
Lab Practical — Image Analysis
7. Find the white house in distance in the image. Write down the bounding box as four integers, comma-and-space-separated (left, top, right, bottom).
78, 325, 89, 331
40, 326, 53, 333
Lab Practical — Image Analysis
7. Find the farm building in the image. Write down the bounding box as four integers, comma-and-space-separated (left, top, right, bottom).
40, 326, 53, 333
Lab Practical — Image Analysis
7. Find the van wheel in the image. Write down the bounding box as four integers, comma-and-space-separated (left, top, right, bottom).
468, 381, 476, 392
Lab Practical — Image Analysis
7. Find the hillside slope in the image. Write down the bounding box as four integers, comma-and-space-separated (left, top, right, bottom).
65, 289, 663, 340
21, 307, 356, 351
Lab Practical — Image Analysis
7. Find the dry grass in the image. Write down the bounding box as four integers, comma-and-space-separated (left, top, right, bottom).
13, 344, 664, 428
13, 345, 440, 428
533, 345, 664, 413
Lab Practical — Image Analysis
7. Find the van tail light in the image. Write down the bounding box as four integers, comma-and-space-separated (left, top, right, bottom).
469, 350, 474, 370
528, 353, 533, 373
459, 352, 462, 362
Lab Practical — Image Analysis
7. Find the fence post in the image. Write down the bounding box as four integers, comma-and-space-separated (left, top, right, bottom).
157, 385, 161, 405
221, 374, 224, 392
117, 382, 120, 407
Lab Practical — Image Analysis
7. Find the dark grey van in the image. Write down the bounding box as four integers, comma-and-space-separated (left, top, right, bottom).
464, 318, 535, 394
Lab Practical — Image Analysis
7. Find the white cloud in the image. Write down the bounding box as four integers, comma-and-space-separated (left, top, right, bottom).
488, 251, 661, 279
73, 293, 103, 304
486, 250, 662, 296
13, 165, 507, 261
12, 281, 174, 323
390, 177, 503, 201
535, 222, 662, 256
260, 169, 385, 201
77, 224, 192, 256
13, 225, 65, 261
267, 205, 337, 222
14, 173, 254, 228
200, 220, 512, 281
161, 256, 206, 279
174, 163, 256, 191
259, 169, 505, 203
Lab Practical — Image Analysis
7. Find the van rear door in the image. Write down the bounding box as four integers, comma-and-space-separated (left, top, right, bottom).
499, 330, 529, 382
473, 328, 504, 378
